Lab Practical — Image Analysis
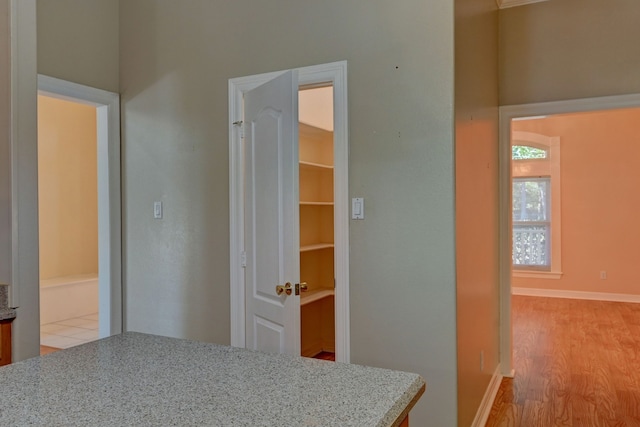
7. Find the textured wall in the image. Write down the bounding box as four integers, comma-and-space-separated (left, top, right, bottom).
0, 0, 10, 286
38, 95, 98, 280
455, 0, 500, 424
7, 0, 39, 361
500, 0, 640, 105
120, 1, 457, 425
37, 0, 119, 92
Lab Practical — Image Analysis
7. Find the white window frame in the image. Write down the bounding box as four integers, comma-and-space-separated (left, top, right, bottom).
512, 176, 551, 270
511, 131, 562, 279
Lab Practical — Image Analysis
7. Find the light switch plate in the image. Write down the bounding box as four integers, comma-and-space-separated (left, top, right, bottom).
153, 201, 163, 219
352, 198, 364, 220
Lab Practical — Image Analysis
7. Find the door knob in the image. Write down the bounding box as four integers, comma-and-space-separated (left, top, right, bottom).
276, 282, 293, 296
299, 282, 308, 292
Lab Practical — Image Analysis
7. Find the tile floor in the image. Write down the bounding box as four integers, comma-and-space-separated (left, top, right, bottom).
40, 313, 99, 349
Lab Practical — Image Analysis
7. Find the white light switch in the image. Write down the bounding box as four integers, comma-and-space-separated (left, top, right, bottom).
352, 198, 364, 220
153, 201, 163, 219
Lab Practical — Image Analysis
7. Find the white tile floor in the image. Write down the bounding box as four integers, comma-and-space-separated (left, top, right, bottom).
40, 313, 99, 349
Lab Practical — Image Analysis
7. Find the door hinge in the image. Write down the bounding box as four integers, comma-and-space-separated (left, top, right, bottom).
240, 251, 247, 268
233, 120, 244, 139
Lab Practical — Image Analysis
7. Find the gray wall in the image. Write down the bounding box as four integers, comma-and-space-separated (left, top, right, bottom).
455, 0, 500, 424
500, 0, 640, 105
4, 0, 39, 362
37, 0, 119, 93
0, 0, 10, 286
119, 1, 457, 425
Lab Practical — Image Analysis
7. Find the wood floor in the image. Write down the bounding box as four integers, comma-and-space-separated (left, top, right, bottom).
486, 295, 640, 427
313, 351, 335, 361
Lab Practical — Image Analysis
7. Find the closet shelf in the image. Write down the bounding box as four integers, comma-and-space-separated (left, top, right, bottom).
300, 161, 334, 171
301, 289, 335, 306
300, 201, 334, 206
300, 243, 334, 252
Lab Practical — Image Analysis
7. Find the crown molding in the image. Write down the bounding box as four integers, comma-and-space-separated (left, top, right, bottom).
497, 0, 550, 9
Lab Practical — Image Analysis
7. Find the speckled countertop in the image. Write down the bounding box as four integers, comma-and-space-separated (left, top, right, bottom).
0, 332, 425, 426
0, 285, 16, 321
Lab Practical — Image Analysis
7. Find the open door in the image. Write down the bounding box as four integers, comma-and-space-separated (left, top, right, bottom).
230, 61, 349, 362
243, 70, 301, 355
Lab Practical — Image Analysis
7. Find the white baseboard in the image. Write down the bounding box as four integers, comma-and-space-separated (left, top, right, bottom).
471, 366, 503, 427
512, 287, 640, 303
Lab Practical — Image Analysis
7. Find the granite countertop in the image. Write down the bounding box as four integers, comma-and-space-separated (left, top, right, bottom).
0, 332, 425, 426
0, 285, 16, 321
0, 309, 15, 321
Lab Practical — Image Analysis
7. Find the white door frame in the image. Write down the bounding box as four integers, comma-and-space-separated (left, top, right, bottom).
229, 61, 350, 362
38, 75, 123, 338
499, 92, 640, 377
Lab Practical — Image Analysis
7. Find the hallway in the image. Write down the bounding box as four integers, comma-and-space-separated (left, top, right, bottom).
486, 296, 640, 426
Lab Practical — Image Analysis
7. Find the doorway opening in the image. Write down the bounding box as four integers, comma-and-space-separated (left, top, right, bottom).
299, 85, 335, 360
37, 75, 122, 355
499, 93, 640, 376
229, 61, 350, 362
38, 95, 100, 352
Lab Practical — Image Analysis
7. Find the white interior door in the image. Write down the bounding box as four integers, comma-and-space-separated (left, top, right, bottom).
244, 70, 300, 355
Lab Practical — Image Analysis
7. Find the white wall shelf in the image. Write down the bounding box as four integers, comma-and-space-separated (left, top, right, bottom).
301, 289, 335, 306
300, 161, 333, 171
300, 243, 334, 252
300, 201, 334, 206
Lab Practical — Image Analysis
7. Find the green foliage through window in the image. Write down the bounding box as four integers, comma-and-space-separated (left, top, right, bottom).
512, 145, 547, 160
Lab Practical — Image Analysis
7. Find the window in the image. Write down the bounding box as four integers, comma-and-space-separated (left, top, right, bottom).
511, 131, 562, 279
512, 145, 547, 160
512, 177, 550, 269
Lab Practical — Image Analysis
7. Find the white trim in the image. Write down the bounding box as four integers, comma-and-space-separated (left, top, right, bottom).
497, 0, 550, 9
471, 367, 503, 427
37, 75, 122, 338
512, 287, 640, 303
229, 61, 350, 362
512, 270, 562, 279
499, 92, 640, 378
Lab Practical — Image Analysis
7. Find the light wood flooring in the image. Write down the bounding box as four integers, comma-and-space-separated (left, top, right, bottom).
486, 295, 640, 426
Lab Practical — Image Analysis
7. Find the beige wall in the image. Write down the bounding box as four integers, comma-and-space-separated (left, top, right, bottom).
37, 95, 98, 280
0, 0, 10, 285
37, 0, 119, 92
512, 108, 640, 295
500, 0, 640, 105
8, 0, 39, 361
120, 1, 457, 425
8, 0, 116, 361
455, 0, 500, 425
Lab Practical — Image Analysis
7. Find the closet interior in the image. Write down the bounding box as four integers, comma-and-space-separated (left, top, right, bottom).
298, 86, 335, 359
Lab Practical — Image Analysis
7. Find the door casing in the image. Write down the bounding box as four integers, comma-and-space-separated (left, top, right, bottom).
38, 75, 123, 339
229, 61, 350, 362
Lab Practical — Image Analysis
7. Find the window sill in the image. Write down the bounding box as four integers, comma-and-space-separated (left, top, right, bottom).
513, 270, 563, 280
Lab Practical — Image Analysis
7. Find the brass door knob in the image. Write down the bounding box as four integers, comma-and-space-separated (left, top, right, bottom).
276, 282, 293, 296
299, 282, 308, 292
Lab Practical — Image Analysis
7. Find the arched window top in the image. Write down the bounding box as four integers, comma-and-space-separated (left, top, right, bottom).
512, 145, 548, 160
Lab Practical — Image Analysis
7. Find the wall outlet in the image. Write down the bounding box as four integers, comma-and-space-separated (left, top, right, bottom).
600, 271, 607, 280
